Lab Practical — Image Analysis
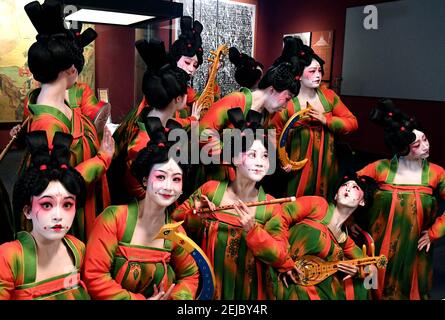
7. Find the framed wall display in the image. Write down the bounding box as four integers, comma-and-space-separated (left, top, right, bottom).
310, 30, 334, 82
283, 32, 311, 46
0, 0, 96, 122
175, 0, 256, 96
97, 88, 110, 103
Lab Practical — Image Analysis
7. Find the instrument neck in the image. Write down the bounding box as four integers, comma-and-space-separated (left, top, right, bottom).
327, 256, 380, 268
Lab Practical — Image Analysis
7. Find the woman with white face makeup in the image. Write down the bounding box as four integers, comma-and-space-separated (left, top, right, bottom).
169, 16, 220, 123
355, 99, 445, 300
271, 36, 358, 201
0, 131, 88, 300
84, 117, 199, 300
172, 108, 290, 300
109, 39, 191, 205
275, 173, 377, 300
20, 1, 115, 243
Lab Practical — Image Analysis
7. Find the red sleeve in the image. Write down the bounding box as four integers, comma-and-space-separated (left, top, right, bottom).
322, 89, 358, 134
0, 242, 22, 300
428, 164, 445, 241
245, 199, 291, 271
357, 161, 379, 180
78, 83, 106, 121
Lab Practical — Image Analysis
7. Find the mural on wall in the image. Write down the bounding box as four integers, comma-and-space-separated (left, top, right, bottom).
0, 0, 95, 122
176, 0, 256, 96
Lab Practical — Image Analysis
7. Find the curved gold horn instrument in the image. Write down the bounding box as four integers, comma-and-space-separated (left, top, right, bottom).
277, 103, 312, 171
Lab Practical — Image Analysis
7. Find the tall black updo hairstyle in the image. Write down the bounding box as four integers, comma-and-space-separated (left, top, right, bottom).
257, 62, 301, 96
272, 36, 303, 76
226, 107, 272, 159
136, 39, 190, 110
12, 131, 86, 231
274, 36, 325, 76
170, 16, 204, 66
131, 117, 186, 187
336, 172, 378, 211
369, 99, 422, 156
25, 0, 84, 83
229, 47, 264, 89
65, 21, 98, 74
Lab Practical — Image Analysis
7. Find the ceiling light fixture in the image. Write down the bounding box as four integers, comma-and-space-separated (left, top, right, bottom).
59, 0, 183, 28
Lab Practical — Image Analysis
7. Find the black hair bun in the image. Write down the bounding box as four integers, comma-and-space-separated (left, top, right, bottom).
137, 39, 189, 109
370, 98, 420, 156
170, 16, 204, 65
229, 47, 263, 88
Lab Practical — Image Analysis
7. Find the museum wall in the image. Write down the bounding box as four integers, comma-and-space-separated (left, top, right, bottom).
256, 0, 445, 166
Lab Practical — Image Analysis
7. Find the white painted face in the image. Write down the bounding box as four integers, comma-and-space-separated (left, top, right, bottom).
300, 59, 322, 89
407, 129, 430, 159
335, 180, 365, 209
146, 158, 183, 207
177, 55, 199, 76
264, 88, 293, 114
234, 139, 270, 182
25, 181, 76, 241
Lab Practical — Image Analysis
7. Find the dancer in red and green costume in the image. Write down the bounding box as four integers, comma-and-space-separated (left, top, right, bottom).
275, 173, 377, 300
170, 16, 220, 122
20, 0, 115, 242
84, 117, 199, 300
198, 61, 300, 184
172, 108, 290, 299
111, 16, 205, 169
0, 131, 89, 300
12, 22, 108, 139
353, 99, 445, 299
271, 36, 358, 201
108, 39, 191, 204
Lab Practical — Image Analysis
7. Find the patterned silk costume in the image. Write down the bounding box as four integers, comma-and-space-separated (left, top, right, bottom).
83, 200, 199, 300
271, 87, 358, 201
275, 196, 369, 300
171, 180, 290, 300
0, 232, 89, 300
26, 89, 111, 242
357, 157, 445, 299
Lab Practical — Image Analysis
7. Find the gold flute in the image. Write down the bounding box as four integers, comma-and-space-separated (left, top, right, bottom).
192, 196, 296, 214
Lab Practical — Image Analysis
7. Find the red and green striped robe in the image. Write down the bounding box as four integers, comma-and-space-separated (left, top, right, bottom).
171, 180, 290, 300
26, 89, 112, 242
0, 232, 89, 300
271, 87, 358, 201
23, 82, 105, 122
275, 196, 369, 300
357, 157, 445, 299
83, 200, 199, 300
